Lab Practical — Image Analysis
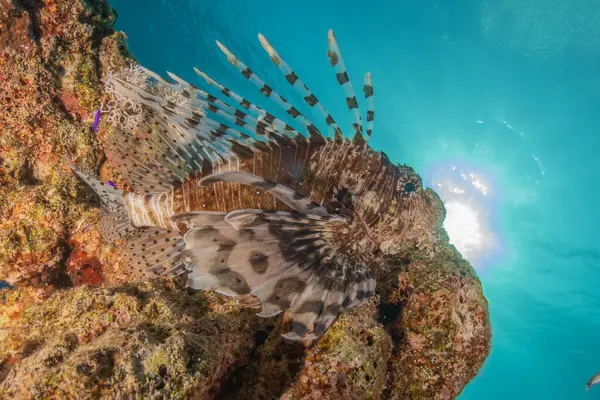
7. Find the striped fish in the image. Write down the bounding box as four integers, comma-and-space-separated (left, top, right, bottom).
72, 30, 443, 342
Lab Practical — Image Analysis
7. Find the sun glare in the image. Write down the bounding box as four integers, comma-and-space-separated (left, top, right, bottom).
426, 162, 503, 270
443, 201, 483, 256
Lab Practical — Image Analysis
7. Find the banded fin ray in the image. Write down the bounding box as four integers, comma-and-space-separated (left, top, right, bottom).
214, 40, 326, 143
191, 69, 302, 140
100, 30, 376, 195
327, 29, 366, 142
363, 73, 375, 139
142, 69, 274, 143
176, 209, 375, 341
166, 71, 292, 142
258, 33, 345, 143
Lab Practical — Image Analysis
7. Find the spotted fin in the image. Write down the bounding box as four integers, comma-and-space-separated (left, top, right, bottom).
166, 71, 290, 142
121, 226, 190, 280
176, 209, 374, 341
99, 211, 132, 242
69, 165, 133, 241
199, 171, 335, 218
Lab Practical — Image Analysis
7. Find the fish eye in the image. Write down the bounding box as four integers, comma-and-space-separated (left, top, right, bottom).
404, 182, 416, 194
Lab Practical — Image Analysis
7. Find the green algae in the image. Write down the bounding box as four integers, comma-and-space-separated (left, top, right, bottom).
0, 281, 265, 399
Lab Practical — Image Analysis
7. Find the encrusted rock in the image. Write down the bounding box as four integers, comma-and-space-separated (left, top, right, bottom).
0, 0, 128, 288
383, 245, 491, 399
0, 281, 268, 398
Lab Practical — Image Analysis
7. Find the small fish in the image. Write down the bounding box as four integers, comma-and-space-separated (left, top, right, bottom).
586, 372, 600, 391
93, 109, 101, 132
70, 30, 443, 341
107, 180, 116, 188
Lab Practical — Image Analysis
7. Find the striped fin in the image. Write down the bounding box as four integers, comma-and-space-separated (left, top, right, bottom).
198, 171, 337, 218
102, 68, 261, 193
176, 209, 375, 341
258, 33, 345, 143
363, 73, 375, 139
112, 73, 255, 149
327, 29, 365, 143
302, 269, 375, 341
193, 68, 301, 140
167, 71, 295, 142
99, 29, 376, 197
122, 226, 190, 280
214, 40, 326, 143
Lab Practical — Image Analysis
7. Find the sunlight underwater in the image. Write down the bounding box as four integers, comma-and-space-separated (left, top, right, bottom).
424, 160, 505, 273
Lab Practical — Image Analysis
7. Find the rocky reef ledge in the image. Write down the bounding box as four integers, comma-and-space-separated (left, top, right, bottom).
0, 0, 491, 398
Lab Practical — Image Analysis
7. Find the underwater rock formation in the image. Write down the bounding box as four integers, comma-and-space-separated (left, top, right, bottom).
383, 243, 490, 399
0, 281, 269, 398
0, 0, 123, 289
0, 0, 491, 398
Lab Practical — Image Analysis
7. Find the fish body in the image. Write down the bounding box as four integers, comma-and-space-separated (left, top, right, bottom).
587, 372, 600, 391
121, 139, 428, 240
73, 30, 444, 341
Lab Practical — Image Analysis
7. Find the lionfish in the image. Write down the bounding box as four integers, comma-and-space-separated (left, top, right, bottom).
73, 30, 443, 341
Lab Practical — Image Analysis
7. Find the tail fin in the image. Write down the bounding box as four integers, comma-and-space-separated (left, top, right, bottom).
69, 165, 133, 242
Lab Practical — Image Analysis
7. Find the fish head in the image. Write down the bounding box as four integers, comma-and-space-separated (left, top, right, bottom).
395, 163, 424, 198
374, 164, 446, 257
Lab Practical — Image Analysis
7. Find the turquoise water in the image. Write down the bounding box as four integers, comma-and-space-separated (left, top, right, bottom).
110, 0, 600, 398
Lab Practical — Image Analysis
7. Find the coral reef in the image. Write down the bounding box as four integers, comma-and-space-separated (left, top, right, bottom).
0, 0, 491, 398
225, 300, 392, 400
0, 0, 127, 289
383, 236, 491, 400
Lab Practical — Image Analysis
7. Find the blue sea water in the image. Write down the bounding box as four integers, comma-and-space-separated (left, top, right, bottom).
110, 0, 600, 398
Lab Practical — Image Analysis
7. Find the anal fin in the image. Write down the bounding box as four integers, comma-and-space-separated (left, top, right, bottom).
122, 226, 190, 281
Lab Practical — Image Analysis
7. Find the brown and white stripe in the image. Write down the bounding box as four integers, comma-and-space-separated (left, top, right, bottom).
124, 191, 179, 231
363, 72, 375, 139
215, 40, 326, 142
194, 68, 301, 140
258, 33, 345, 142
327, 29, 365, 142
167, 71, 298, 142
